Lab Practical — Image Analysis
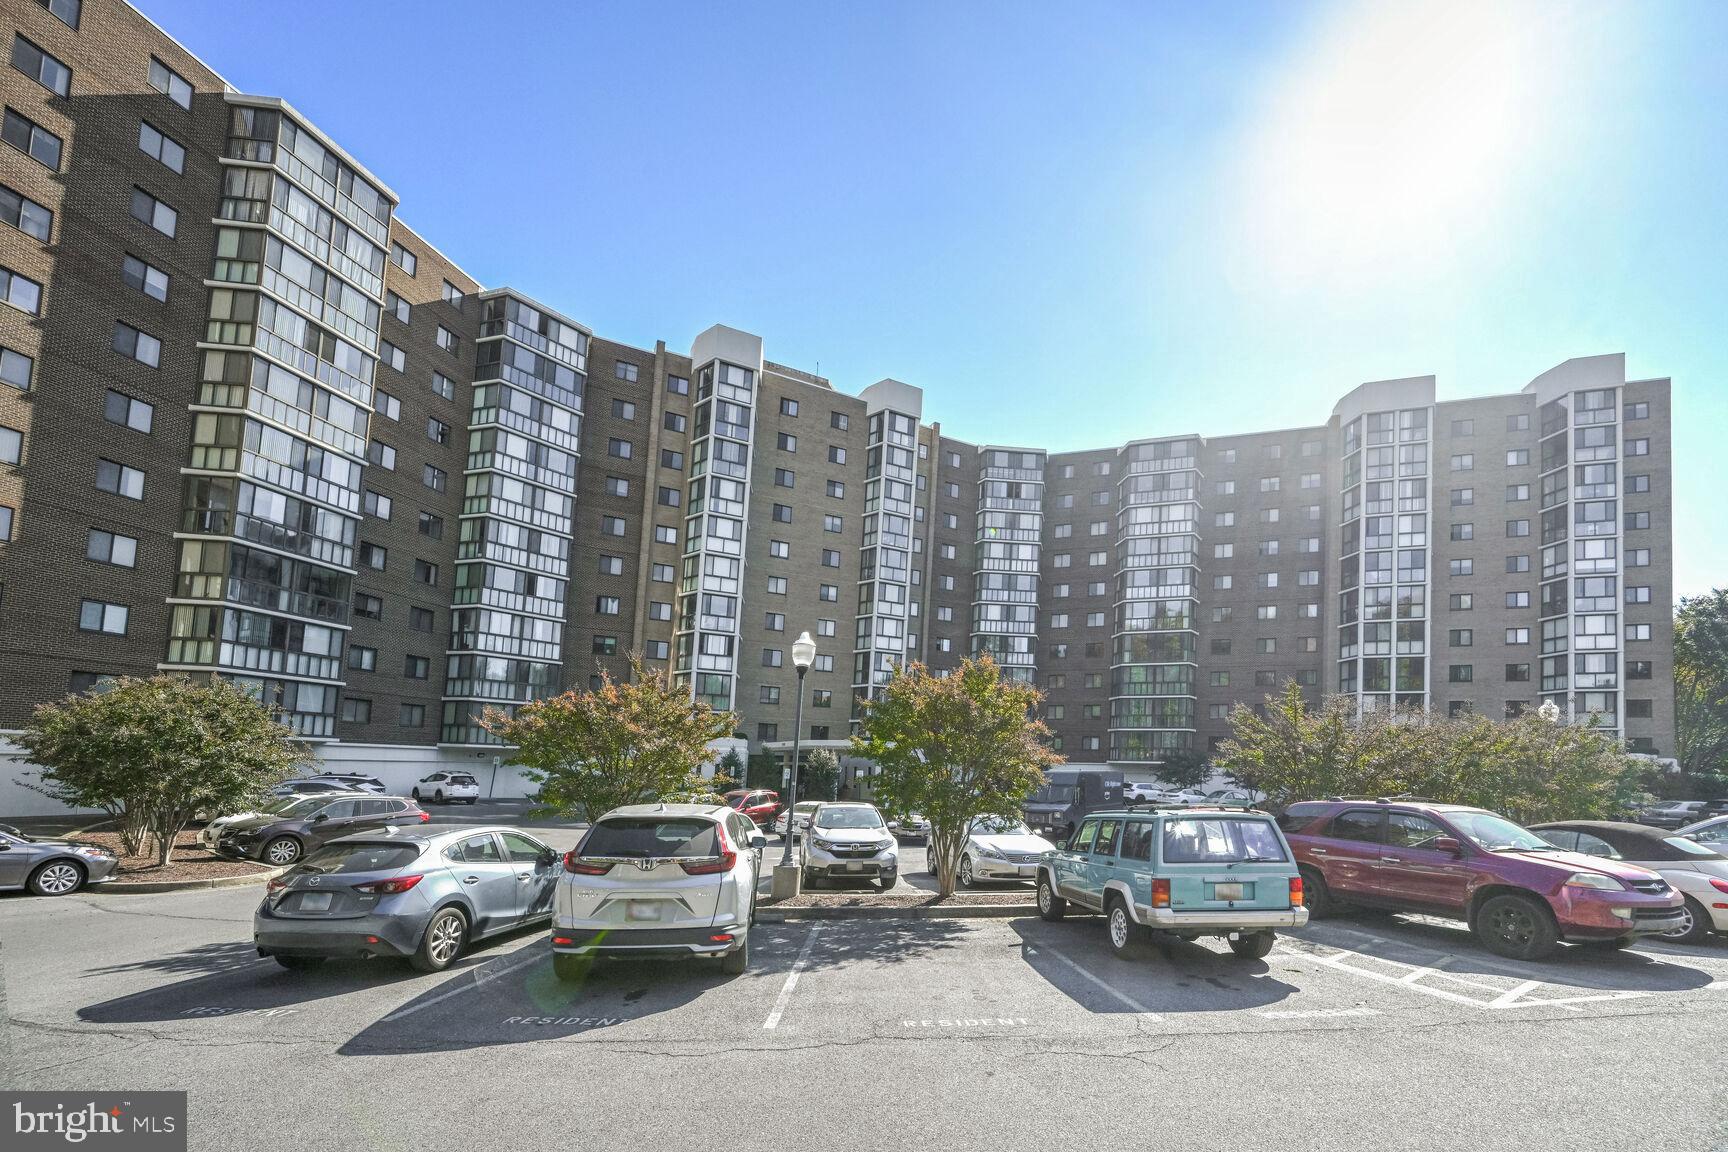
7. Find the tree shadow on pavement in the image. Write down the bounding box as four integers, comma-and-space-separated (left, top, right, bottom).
778, 916, 971, 971
1008, 916, 1299, 1014
86, 940, 263, 979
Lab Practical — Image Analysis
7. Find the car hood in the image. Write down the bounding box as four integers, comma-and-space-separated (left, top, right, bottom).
1497, 849, 1662, 882
221, 814, 289, 834
810, 826, 890, 844
972, 833, 1055, 855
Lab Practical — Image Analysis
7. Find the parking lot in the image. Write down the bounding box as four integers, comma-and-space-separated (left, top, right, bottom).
4, 868, 1727, 1151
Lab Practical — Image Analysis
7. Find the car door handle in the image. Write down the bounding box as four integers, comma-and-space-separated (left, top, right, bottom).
1379, 856, 1404, 863
516, 874, 531, 883
463, 875, 480, 885
1309, 848, 1328, 855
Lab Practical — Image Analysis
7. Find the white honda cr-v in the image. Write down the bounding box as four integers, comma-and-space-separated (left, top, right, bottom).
551, 803, 767, 978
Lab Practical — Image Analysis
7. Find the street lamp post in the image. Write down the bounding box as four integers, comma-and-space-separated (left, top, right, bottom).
771, 632, 817, 898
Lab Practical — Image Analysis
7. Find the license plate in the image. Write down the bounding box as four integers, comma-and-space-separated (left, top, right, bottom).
846, 862, 864, 872
1018, 865, 1037, 876
298, 891, 332, 912
1213, 882, 1245, 902
627, 902, 662, 921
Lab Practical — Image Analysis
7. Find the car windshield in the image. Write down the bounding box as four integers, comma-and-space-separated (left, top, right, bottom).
974, 816, 1030, 835
815, 807, 884, 830
1029, 784, 1076, 804
1664, 836, 1721, 857
581, 818, 719, 858
1163, 818, 1288, 863
297, 842, 422, 874
1447, 811, 1550, 851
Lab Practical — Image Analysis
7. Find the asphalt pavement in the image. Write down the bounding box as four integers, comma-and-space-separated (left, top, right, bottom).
3, 874, 1726, 1151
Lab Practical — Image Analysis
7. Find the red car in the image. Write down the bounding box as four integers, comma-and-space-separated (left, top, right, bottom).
1279, 799, 1686, 960
723, 789, 781, 828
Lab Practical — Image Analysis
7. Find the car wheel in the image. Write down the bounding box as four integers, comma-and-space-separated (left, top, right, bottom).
27, 860, 85, 897
1037, 874, 1067, 921
959, 855, 977, 888
411, 907, 468, 973
263, 837, 302, 867
1661, 896, 1712, 945
552, 953, 586, 983
466, 799, 477, 806
411, 788, 421, 801
721, 932, 749, 975
1473, 892, 1558, 961
1229, 931, 1276, 960
274, 955, 325, 971
1299, 866, 1335, 918
434, 791, 445, 805
1105, 897, 1141, 959
876, 870, 897, 892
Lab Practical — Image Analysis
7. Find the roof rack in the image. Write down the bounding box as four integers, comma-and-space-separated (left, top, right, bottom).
1321, 795, 1438, 804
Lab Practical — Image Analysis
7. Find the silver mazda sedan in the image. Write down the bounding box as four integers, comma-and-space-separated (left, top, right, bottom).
254, 824, 559, 972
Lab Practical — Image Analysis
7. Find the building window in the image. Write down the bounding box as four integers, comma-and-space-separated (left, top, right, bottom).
431, 371, 454, 401
771, 503, 792, 524
598, 555, 623, 576
95, 459, 144, 500
0, 423, 18, 464
9, 36, 68, 97
1506, 449, 1530, 467
1507, 413, 1530, 432
1506, 484, 1530, 502
0, 182, 51, 241
1505, 628, 1530, 645
2, 107, 61, 169
765, 612, 785, 631
339, 697, 371, 724
1628, 660, 1652, 679
122, 254, 169, 302
78, 600, 128, 635
112, 322, 161, 367
375, 392, 400, 421
666, 374, 689, 395
663, 412, 687, 434
1626, 623, 1652, 641
595, 596, 621, 615
85, 529, 138, 568
762, 649, 783, 668
1449, 629, 1473, 647
137, 120, 184, 173
593, 636, 618, 656
1506, 519, 1530, 537
601, 516, 626, 537
368, 440, 396, 470
1628, 548, 1651, 567
427, 417, 450, 445
604, 476, 630, 498
661, 448, 684, 470
422, 465, 447, 492
346, 645, 377, 672
1449, 559, 1472, 576
379, 342, 406, 372
386, 291, 411, 323
1451, 488, 1474, 507
1506, 591, 1531, 608
358, 542, 386, 570
1505, 663, 1531, 682
417, 512, 443, 539
399, 704, 426, 728
651, 563, 675, 582
390, 242, 417, 275
363, 490, 391, 519
828, 445, 847, 465
821, 549, 841, 568
654, 525, 677, 545
129, 187, 177, 237
609, 438, 633, 459
778, 397, 799, 417
658, 486, 680, 507
774, 468, 795, 488
830, 411, 850, 430
614, 360, 639, 382
441, 279, 463, 307
612, 398, 636, 421
436, 326, 458, 354
413, 559, 438, 585
353, 594, 383, 621
409, 606, 435, 632
103, 389, 154, 433
819, 584, 838, 602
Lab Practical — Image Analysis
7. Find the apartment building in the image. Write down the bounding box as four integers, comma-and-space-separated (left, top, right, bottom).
0, 0, 1678, 785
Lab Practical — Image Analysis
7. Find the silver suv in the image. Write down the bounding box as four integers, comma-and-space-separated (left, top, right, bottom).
552, 804, 766, 978
804, 802, 898, 891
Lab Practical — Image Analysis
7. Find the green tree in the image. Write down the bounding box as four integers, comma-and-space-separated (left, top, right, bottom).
1675, 589, 1728, 792
1154, 748, 1210, 791
715, 748, 746, 789
482, 656, 734, 822
852, 656, 1061, 896
16, 675, 306, 865
802, 748, 841, 802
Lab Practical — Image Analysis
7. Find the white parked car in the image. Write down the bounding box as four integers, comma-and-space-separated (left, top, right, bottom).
772, 800, 822, 841
411, 771, 481, 805
1125, 782, 1167, 803
1162, 788, 1211, 805
198, 792, 366, 849
803, 802, 898, 891
281, 773, 386, 795
1677, 814, 1728, 854
886, 812, 929, 842
552, 803, 765, 978
1206, 787, 1264, 805
959, 815, 1057, 887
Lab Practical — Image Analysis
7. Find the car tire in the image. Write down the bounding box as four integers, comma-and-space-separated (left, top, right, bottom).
274, 955, 325, 971
1473, 892, 1559, 961
1299, 865, 1335, 918
411, 907, 468, 973
262, 837, 302, 867
411, 788, 421, 801
467, 799, 477, 806
552, 953, 586, 983
1229, 931, 1276, 960
959, 855, 977, 889
434, 791, 445, 805
1037, 874, 1067, 921
1105, 897, 1141, 959
721, 932, 749, 975
877, 870, 897, 892
27, 859, 85, 897
1661, 896, 1713, 945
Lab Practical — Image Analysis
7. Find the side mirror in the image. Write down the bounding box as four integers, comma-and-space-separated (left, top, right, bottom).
311, 813, 328, 823
539, 847, 556, 866
1432, 835, 1462, 855
748, 832, 768, 850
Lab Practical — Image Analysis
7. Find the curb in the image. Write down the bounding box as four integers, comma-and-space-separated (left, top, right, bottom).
98, 866, 288, 895
758, 903, 1036, 921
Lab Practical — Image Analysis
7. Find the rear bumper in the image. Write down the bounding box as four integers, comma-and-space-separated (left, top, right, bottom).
1136, 906, 1309, 931
550, 924, 744, 956
253, 913, 425, 958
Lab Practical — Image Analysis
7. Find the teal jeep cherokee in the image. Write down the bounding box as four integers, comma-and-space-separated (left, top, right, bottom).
1035, 807, 1308, 959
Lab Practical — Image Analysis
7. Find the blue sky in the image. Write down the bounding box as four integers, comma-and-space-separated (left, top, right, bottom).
141, 0, 1727, 596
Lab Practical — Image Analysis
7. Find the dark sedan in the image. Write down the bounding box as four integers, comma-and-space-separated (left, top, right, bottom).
0, 824, 120, 896
217, 796, 427, 867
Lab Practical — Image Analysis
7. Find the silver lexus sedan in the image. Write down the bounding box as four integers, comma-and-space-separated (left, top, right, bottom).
254, 824, 559, 972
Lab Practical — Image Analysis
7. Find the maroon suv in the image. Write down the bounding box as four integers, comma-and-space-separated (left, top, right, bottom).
1279, 799, 1686, 960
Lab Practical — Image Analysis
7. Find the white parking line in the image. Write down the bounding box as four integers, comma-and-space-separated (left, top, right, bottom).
762, 924, 822, 1030
1025, 944, 1162, 1019
380, 944, 546, 1024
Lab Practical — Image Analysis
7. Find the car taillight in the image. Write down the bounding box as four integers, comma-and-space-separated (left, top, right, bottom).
1151, 878, 1171, 908
267, 878, 288, 895
564, 850, 613, 876
416, 809, 431, 823
1289, 875, 1305, 907
681, 822, 737, 876
1710, 878, 1728, 895
354, 874, 423, 894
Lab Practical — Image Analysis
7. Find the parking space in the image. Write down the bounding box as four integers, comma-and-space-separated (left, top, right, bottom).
6, 884, 1727, 1149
